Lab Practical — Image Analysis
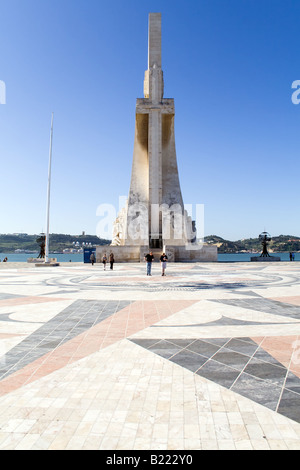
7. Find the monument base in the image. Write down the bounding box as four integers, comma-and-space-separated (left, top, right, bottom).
96, 246, 141, 263
35, 263, 60, 267
165, 245, 218, 262
251, 255, 281, 262
28, 257, 58, 264
29, 258, 60, 267
96, 244, 217, 263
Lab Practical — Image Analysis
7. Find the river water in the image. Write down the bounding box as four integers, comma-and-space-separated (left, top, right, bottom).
0, 252, 298, 263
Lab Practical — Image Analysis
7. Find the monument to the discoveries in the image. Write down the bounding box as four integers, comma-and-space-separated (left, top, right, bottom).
96, 13, 217, 262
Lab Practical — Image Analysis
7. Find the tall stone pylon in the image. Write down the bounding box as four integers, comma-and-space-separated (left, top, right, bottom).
112, 13, 192, 249
107, 13, 218, 262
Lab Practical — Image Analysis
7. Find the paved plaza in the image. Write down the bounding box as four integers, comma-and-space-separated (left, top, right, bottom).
0, 260, 300, 450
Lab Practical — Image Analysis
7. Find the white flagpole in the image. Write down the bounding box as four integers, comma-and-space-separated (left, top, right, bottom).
45, 112, 54, 263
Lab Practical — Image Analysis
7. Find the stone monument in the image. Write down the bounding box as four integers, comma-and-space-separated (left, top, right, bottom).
36, 234, 46, 259
251, 232, 281, 262
96, 13, 217, 263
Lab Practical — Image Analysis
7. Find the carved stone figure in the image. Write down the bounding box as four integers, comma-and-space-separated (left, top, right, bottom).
36, 234, 45, 259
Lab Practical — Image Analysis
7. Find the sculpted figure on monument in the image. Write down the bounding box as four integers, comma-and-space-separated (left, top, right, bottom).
36, 234, 46, 259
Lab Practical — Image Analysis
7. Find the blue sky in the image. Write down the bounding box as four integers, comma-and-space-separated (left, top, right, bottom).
0, 0, 299, 241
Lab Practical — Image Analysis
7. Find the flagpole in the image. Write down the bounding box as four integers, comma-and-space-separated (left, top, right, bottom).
45, 112, 54, 263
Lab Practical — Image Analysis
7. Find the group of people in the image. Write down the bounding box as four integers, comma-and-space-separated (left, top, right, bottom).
89, 252, 115, 270
102, 252, 115, 270
90, 250, 168, 276
144, 251, 168, 276
290, 252, 296, 261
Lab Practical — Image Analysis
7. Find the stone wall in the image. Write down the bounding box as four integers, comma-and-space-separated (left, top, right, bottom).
165, 244, 218, 262
96, 246, 141, 263
96, 244, 217, 263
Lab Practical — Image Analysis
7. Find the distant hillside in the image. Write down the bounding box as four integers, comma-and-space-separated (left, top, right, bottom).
205, 235, 300, 253
205, 235, 245, 253
0, 233, 110, 253
0, 233, 299, 254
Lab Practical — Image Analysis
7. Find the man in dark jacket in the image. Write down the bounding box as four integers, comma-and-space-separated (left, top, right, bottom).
144, 252, 154, 276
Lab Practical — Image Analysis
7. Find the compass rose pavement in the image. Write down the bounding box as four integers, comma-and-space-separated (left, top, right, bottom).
0, 261, 300, 450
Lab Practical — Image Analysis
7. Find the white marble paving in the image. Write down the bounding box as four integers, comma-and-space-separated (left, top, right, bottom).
0, 262, 300, 450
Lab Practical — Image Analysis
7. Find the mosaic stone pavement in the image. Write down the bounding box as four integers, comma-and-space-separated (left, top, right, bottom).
0, 261, 300, 450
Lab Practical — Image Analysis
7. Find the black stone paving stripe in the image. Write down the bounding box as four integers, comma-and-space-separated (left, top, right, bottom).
224, 338, 259, 356
186, 339, 220, 358
285, 371, 300, 394
243, 358, 287, 387
252, 348, 286, 368
0, 299, 131, 381
212, 350, 250, 369
277, 389, 300, 423
231, 373, 282, 411
210, 298, 300, 320
147, 340, 182, 360
170, 349, 208, 372
196, 359, 241, 389
129, 336, 300, 424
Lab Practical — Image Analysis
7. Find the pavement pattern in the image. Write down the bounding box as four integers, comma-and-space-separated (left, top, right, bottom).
0, 260, 300, 450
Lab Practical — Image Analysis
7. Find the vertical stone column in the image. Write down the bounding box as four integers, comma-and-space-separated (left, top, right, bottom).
148, 13, 162, 69
144, 13, 164, 102
148, 13, 163, 247
148, 109, 162, 242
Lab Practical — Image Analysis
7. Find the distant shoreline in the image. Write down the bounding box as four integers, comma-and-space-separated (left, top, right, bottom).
1, 233, 299, 255
0, 252, 298, 263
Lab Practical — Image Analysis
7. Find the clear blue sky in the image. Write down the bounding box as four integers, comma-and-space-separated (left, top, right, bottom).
0, 0, 299, 241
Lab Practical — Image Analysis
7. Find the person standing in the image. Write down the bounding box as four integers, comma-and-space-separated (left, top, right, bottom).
102, 253, 107, 270
144, 251, 154, 276
109, 252, 115, 270
160, 252, 168, 276
90, 252, 95, 266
